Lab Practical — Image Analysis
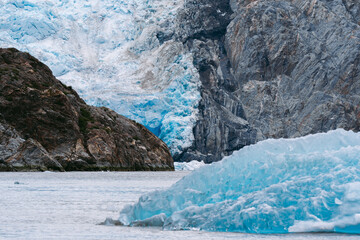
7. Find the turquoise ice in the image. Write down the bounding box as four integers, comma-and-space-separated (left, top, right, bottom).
0, 0, 200, 154
119, 129, 360, 233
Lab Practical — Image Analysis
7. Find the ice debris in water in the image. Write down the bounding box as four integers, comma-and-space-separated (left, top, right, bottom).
119, 129, 360, 234
100, 218, 123, 226
0, 0, 200, 154
174, 161, 206, 171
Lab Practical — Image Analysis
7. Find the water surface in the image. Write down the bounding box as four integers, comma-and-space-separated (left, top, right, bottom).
0, 172, 358, 239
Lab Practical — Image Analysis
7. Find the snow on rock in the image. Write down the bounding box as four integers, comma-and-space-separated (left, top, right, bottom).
119, 129, 360, 233
0, 0, 200, 154
174, 161, 206, 171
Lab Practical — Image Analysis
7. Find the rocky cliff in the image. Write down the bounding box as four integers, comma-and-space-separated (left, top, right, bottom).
175, 0, 360, 162
0, 48, 173, 171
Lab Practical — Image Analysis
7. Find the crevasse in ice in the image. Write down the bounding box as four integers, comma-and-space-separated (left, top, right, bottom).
119, 129, 360, 233
0, 0, 200, 154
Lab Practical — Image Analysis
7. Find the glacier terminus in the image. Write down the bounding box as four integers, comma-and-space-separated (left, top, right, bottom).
0, 0, 201, 155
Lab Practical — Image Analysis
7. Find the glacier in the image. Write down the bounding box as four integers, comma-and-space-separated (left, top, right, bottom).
0, 0, 200, 154
119, 129, 360, 234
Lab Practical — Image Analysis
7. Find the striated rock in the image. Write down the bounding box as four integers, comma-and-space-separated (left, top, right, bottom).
175, 0, 360, 162
0, 120, 63, 171
5, 138, 64, 172
0, 48, 173, 171
174, 0, 257, 162
0, 121, 24, 162
225, 0, 360, 139
0, 120, 24, 170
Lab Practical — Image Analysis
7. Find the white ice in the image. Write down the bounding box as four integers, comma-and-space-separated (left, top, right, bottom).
0, 0, 200, 154
174, 160, 206, 171
119, 129, 360, 234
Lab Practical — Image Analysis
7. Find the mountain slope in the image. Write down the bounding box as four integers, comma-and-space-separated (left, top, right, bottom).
177, 0, 360, 162
0, 48, 173, 171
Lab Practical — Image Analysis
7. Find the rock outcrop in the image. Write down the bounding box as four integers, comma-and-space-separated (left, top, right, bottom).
0, 48, 173, 171
175, 0, 360, 162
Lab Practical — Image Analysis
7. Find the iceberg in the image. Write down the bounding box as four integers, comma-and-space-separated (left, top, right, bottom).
119, 129, 360, 233
174, 161, 206, 171
0, 0, 200, 154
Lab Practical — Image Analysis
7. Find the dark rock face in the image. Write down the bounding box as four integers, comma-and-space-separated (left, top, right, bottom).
173, 0, 257, 162
0, 48, 173, 171
176, 0, 360, 162
226, 0, 360, 140
175, 0, 233, 41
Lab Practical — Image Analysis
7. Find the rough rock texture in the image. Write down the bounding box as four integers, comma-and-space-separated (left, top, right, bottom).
226, 0, 360, 140
0, 48, 173, 171
176, 0, 360, 162
173, 0, 257, 162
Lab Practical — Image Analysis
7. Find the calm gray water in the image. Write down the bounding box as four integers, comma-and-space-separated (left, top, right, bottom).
0, 172, 359, 240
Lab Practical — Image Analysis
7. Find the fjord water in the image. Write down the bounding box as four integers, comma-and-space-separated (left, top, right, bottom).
0, 172, 359, 240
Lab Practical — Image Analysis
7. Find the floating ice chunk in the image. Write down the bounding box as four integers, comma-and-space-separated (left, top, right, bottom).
131, 213, 167, 227
100, 217, 123, 226
174, 161, 206, 171
119, 129, 360, 233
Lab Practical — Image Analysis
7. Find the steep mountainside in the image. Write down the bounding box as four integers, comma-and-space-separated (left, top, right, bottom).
0, 48, 173, 171
173, 0, 257, 162
177, 0, 360, 162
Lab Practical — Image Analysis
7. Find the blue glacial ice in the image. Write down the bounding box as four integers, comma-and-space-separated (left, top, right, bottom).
119, 129, 360, 234
0, 0, 200, 154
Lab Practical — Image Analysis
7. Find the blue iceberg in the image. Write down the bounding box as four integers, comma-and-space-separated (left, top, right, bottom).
174, 160, 206, 171
119, 129, 360, 233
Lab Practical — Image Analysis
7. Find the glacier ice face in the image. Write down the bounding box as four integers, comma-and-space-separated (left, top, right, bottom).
119, 129, 360, 233
0, 0, 200, 154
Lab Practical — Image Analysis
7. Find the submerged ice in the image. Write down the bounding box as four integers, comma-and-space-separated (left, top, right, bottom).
119, 129, 360, 233
0, 0, 200, 154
